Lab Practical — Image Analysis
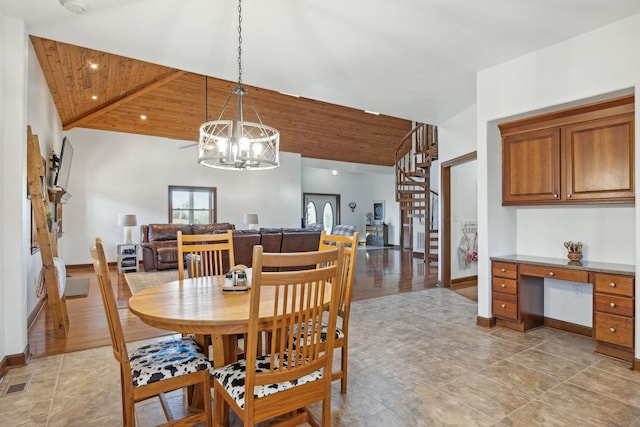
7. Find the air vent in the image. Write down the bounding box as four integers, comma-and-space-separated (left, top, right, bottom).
1, 374, 32, 397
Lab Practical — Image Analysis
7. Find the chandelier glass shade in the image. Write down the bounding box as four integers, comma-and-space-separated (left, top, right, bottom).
198, 0, 280, 170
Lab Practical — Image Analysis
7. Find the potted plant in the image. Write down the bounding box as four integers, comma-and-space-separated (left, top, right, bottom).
46, 212, 55, 232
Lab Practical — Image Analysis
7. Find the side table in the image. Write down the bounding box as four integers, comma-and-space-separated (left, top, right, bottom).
117, 243, 139, 274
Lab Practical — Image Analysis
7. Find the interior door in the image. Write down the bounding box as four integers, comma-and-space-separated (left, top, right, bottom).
303, 193, 341, 234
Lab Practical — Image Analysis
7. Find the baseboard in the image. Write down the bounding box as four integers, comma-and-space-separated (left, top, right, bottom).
27, 297, 46, 331
633, 358, 640, 371
543, 317, 592, 337
0, 345, 30, 382
451, 275, 477, 289
476, 316, 494, 328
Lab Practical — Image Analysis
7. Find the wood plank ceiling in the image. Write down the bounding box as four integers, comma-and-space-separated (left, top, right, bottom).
31, 36, 413, 167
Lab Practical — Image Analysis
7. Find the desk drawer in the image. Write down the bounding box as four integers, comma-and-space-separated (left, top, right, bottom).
519, 264, 589, 282
492, 262, 517, 279
492, 277, 517, 295
493, 293, 518, 320
594, 274, 634, 297
595, 312, 633, 349
595, 294, 634, 317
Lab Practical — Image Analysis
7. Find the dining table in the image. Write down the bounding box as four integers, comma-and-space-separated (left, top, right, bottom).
129, 273, 262, 368
128, 272, 334, 426
128, 273, 334, 366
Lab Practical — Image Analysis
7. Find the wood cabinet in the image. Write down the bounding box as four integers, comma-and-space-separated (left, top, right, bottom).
365, 224, 388, 246
491, 255, 635, 364
593, 273, 635, 361
500, 95, 634, 206
491, 260, 544, 332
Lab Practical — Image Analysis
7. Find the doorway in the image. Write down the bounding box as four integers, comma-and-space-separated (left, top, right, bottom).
303, 193, 341, 233
441, 151, 477, 290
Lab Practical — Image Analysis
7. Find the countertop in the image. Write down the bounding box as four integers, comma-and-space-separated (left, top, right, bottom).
491, 254, 635, 276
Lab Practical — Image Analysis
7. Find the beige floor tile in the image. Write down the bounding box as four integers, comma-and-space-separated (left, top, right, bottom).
10, 287, 640, 426
537, 382, 640, 426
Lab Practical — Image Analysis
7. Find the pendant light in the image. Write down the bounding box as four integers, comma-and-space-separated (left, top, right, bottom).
198, 0, 280, 170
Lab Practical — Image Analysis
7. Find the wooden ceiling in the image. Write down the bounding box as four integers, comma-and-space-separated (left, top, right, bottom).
30, 36, 412, 167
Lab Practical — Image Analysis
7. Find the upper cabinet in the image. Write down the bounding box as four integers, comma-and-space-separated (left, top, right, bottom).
499, 95, 634, 206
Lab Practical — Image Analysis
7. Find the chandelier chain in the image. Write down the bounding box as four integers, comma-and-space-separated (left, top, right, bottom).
237, 0, 242, 87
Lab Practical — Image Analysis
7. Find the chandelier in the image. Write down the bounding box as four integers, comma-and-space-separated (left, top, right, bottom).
198, 0, 280, 170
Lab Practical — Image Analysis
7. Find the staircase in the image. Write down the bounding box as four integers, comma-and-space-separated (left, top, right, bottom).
395, 123, 439, 268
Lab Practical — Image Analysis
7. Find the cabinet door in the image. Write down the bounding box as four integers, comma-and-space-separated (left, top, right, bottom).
502, 128, 561, 205
563, 114, 634, 202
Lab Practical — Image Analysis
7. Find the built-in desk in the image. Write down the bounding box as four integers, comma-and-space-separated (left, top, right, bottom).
491, 255, 635, 362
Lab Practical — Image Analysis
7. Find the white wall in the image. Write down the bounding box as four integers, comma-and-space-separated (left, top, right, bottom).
25, 42, 65, 316
301, 158, 399, 244
63, 128, 303, 265
435, 105, 479, 280
477, 15, 639, 336
1, 13, 29, 358
450, 161, 478, 279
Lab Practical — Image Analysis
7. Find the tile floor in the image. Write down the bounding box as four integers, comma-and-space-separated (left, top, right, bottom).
4, 287, 640, 426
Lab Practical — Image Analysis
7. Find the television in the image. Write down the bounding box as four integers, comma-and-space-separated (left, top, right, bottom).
54, 137, 73, 190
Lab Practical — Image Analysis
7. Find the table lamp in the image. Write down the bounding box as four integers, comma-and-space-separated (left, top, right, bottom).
244, 213, 259, 230
117, 214, 137, 243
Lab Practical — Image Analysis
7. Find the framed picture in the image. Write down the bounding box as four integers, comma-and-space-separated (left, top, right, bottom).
373, 200, 384, 223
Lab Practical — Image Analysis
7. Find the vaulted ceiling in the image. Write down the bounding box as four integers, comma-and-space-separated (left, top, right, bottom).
5, 0, 640, 167
30, 36, 410, 166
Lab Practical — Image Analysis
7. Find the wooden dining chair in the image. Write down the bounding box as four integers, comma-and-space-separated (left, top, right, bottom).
211, 244, 345, 427
318, 228, 358, 394
177, 230, 235, 280
90, 237, 213, 427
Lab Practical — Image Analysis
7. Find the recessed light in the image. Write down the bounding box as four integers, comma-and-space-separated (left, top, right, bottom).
140, 115, 148, 120
364, 110, 380, 115
91, 95, 98, 100
89, 63, 99, 70
279, 91, 300, 98
59, 0, 88, 14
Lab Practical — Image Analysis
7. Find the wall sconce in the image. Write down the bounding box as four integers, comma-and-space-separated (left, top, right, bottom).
348, 201, 356, 212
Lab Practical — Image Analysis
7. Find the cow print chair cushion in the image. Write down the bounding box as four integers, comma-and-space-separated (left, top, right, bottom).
211, 352, 324, 409
129, 337, 212, 387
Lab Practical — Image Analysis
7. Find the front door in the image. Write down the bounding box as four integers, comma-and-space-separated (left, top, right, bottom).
303, 193, 341, 234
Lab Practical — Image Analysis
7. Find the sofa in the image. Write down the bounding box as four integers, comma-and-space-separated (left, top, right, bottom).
140, 223, 323, 271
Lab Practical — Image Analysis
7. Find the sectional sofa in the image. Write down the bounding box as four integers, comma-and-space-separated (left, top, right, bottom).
140, 223, 323, 271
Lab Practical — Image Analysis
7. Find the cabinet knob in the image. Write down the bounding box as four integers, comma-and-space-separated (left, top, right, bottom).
553, 193, 558, 198
501, 304, 506, 308
500, 283, 506, 288
609, 302, 616, 308
567, 194, 572, 198
548, 272, 554, 276
609, 282, 616, 288
610, 327, 616, 333
500, 268, 506, 272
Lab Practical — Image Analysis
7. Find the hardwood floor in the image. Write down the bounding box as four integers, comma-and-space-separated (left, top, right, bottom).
28, 247, 446, 359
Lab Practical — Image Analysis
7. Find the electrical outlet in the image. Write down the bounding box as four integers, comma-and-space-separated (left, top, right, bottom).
573, 284, 582, 298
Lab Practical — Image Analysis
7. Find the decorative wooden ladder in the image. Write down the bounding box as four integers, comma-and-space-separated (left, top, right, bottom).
27, 126, 69, 338
395, 123, 439, 268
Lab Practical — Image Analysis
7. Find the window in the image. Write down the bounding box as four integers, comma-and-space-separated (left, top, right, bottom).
306, 201, 317, 226
322, 202, 334, 234
168, 186, 217, 224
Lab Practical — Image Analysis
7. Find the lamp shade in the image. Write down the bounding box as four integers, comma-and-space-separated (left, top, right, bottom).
118, 214, 137, 243
244, 213, 258, 230
244, 213, 258, 225
117, 214, 137, 226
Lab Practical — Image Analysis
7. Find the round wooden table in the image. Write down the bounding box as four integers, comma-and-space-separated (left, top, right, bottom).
128, 275, 332, 367
129, 275, 271, 367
